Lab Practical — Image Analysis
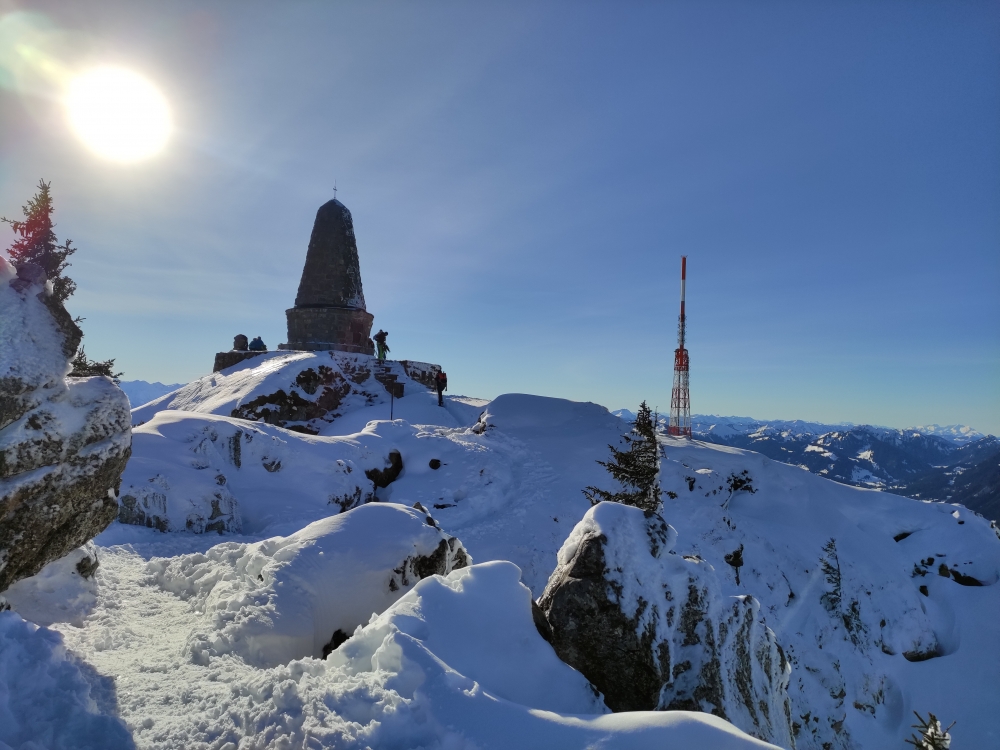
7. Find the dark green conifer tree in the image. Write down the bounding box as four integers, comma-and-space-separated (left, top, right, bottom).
5, 181, 122, 382
2, 179, 77, 303
584, 401, 662, 512
68, 346, 123, 384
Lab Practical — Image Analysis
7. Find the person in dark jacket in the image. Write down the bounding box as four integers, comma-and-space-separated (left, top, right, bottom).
435, 371, 447, 407
248, 336, 267, 352
373, 329, 389, 362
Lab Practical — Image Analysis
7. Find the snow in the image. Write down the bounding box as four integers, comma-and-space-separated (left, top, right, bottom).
4, 359, 999, 748
909, 424, 988, 445
148, 504, 469, 667
0, 255, 71, 397
118, 380, 185, 409
330, 560, 605, 715
0, 610, 132, 750
656, 435, 1000, 748
6, 538, 776, 749
1, 544, 99, 627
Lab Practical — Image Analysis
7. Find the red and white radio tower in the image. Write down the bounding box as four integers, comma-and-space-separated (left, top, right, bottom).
668, 256, 691, 437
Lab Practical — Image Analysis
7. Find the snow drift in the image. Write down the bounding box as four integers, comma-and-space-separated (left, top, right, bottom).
149, 503, 470, 667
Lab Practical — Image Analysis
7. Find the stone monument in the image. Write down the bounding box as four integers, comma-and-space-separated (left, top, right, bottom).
278, 198, 375, 355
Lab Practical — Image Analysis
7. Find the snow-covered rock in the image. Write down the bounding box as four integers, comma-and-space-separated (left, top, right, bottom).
657, 436, 1000, 749
2, 543, 100, 627
131, 350, 447, 435
148, 503, 470, 667
538, 502, 794, 747
0, 258, 131, 592
117, 410, 508, 536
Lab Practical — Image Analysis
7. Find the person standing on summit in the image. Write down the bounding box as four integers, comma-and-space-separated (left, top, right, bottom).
435, 370, 448, 407
373, 329, 389, 362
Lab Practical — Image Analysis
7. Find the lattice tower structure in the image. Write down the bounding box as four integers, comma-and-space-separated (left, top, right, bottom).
668, 256, 691, 437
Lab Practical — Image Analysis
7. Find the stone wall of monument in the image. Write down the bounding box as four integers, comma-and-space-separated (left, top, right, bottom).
282, 307, 375, 354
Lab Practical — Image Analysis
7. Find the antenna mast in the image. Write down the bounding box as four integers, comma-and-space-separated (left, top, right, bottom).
668, 256, 691, 437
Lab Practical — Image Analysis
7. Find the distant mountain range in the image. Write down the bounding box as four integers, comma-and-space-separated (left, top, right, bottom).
612, 411, 999, 522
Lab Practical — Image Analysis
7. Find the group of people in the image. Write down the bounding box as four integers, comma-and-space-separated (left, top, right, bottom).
233, 334, 267, 352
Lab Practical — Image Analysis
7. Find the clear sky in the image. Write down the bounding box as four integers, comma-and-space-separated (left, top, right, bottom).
2, 1, 998, 433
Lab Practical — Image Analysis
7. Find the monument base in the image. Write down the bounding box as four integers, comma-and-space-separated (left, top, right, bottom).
281, 306, 375, 355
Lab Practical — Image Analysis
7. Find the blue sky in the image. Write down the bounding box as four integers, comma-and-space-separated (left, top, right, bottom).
2, 0, 998, 433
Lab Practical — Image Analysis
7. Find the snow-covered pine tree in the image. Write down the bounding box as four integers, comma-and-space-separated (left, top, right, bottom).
2, 179, 77, 303
905, 712, 954, 749
584, 401, 662, 512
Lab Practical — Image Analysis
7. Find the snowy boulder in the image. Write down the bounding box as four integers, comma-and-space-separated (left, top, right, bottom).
0, 259, 131, 592
149, 502, 470, 667
118, 411, 414, 534
322, 560, 780, 749
538, 502, 794, 748
2, 543, 100, 627
330, 560, 607, 715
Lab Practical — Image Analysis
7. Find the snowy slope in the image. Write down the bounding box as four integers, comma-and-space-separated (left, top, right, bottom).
5, 371, 998, 748
652, 437, 1000, 749
118, 380, 185, 408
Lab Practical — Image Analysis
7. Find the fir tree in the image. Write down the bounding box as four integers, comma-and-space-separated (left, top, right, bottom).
68, 345, 122, 384
819, 538, 842, 614
584, 401, 661, 512
905, 712, 954, 750
2, 179, 77, 303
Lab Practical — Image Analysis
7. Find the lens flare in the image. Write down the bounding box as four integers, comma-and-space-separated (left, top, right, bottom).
65, 66, 171, 162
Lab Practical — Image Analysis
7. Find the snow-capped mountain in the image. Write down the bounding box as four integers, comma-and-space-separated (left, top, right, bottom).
907, 423, 987, 445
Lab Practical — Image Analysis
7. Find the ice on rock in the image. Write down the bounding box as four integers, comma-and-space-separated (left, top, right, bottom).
149, 502, 470, 667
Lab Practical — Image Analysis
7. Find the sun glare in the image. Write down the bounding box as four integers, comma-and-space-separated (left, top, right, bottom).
65, 66, 171, 162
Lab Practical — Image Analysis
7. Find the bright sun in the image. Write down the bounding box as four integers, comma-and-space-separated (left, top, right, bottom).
65, 67, 172, 163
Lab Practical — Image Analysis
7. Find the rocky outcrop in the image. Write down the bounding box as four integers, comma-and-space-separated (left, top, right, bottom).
538, 502, 794, 748
226, 358, 382, 434
0, 258, 131, 593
